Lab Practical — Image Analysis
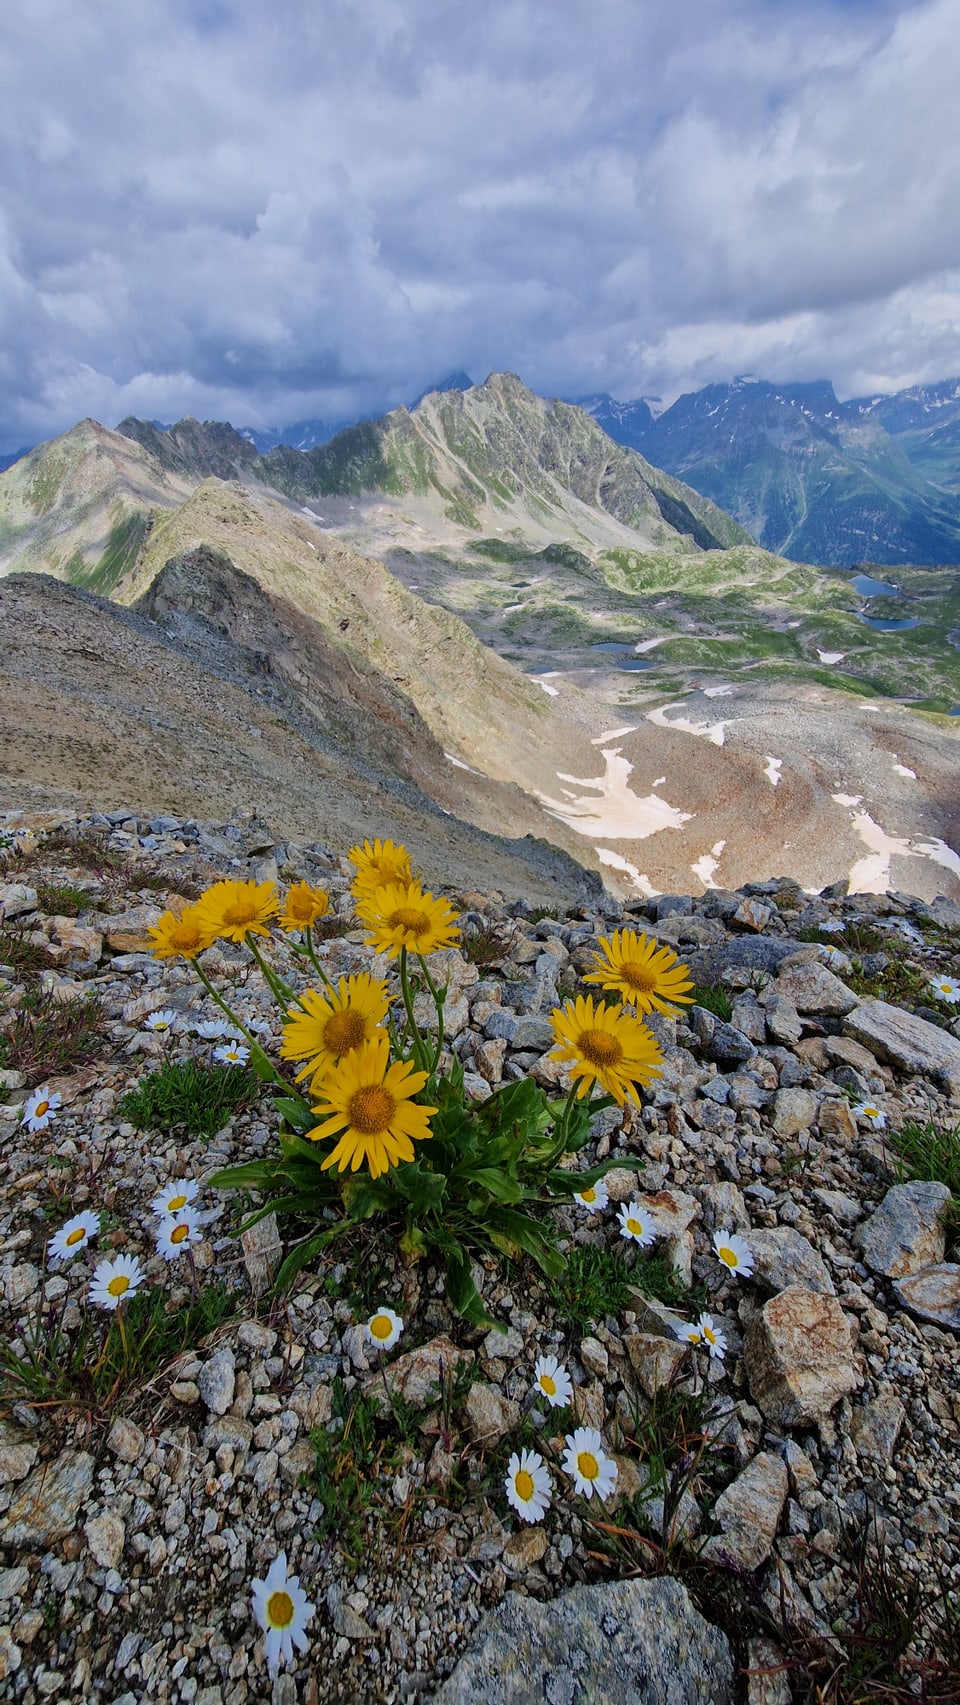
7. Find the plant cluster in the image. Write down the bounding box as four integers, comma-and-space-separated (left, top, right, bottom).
139, 843, 695, 1328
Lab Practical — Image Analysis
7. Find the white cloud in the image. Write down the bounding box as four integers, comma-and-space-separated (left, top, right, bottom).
0, 0, 957, 445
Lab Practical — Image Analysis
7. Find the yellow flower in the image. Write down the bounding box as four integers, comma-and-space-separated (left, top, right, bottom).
148, 904, 213, 960
193, 878, 279, 944
549, 994, 663, 1106
306, 1034, 436, 1178
349, 837, 413, 899
279, 880, 330, 932
583, 928, 694, 1016
356, 881, 459, 959
280, 974, 391, 1082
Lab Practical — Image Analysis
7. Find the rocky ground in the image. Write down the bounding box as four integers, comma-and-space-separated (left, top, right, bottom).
0, 807, 959, 1703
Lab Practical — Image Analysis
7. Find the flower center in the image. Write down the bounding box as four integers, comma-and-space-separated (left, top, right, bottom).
35, 1100, 50, 1118
388, 906, 431, 936
66, 1227, 86, 1247
703, 1325, 716, 1344
515, 1469, 535, 1501
171, 1224, 190, 1245
370, 1314, 393, 1342
717, 1245, 737, 1268
576, 1451, 599, 1482
222, 899, 258, 926
577, 1028, 623, 1068
580, 1187, 596, 1204
324, 1009, 368, 1055
266, 1589, 295, 1629
619, 959, 659, 992
168, 1193, 187, 1211
540, 1373, 557, 1397
107, 1274, 130, 1298
348, 1084, 397, 1135
626, 1217, 643, 1237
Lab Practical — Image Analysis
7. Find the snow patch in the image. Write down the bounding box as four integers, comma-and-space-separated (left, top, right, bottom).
597, 849, 660, 898
647, 702, 729, 746
833, 793, 862, 808
537, 748, 693, 841
592, 725, 637, 745
536, 679, 559, 697
817, 650, 846, 665
444, 752, 480, 774
691, 840, 726, 889
892, 761, 916, 779
634, 637, 667, 654
763, 756, 782, 787
702, 684, 735, 699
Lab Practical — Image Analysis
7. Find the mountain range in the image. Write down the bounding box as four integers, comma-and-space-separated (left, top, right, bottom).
581, 378, 960, 567
0, 375, 958, 902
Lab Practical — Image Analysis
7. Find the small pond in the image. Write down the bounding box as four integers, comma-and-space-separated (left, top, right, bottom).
851, 572, 900, 597
859, 614, 921, 632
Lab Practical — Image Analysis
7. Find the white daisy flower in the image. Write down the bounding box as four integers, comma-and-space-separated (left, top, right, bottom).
617, 1200, 659, 1247
573, 1178, 609, 1212
818, 943, 843, 963
194, 1018, 232, 1040
819, 918, 846, 934
931, 975, 960, 1004
47, 1210, 100, 1265
678, 1312, 727, 1361
144, 1009, 178, 1033
89, 1253, 146, 1311
365, 1306, 403, 1351
250, 1551, 315, 1679
533, 1354, 573, 1408
20, 1086, 62, 1132
852, 1101, 887, 1130
561, 1427, 618, 1501
713, 1229, 754, 1278
213, 1042, 249, 1066
155, 1207, 203, 1261
150, 1178, 199, 1218
504, 1448, 552, 1523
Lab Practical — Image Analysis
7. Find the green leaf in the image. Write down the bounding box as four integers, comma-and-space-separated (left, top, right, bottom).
274, 1223, 348, 1290
444, 1242, 496, 1329
546, 1154, 645, 1194
249, 1043, 282, 1083
463, 1165, 524, 1204
487, 1208, 565, 1276
388, 1160, 447, 1213
209, 1160, 279, 1192
274, 1094, 316, 1134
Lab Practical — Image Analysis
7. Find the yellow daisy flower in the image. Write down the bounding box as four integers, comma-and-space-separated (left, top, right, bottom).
583, 928, 694, 1016
193, 878, 279, 944
148, 904, 213, 960
279, 880, 330, 932
356, 881, 460, 959
306, 1034, 436, 1178
349, 837, 413, 900
280, 974, 391, 1081
549, 994, 663, 1106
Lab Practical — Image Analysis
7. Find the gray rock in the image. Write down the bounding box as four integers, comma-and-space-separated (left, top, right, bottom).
702, 1452, 788, 1571
464, 1384, 522, 1444
850, 1395, 906, 1464
764, 994, 803, 1045
770, 1087, 819, 1138
84, 1510, 125, 1570
774, 962, 859, 1016
433, 1577, 735, 1704
708, 1023, 755, 1066
510, 1015, 556, 1052
744, 1287, 861, 1426
853, 1181, 951, 1279
844, 999, 960, 1097
198, 1348, 236, 1415
0, 1449, 94, 1547
892, 1264, 960, 1331
810, 1188, 864, 1225
748, 1227, 835, 1297
0, 884, 37, 921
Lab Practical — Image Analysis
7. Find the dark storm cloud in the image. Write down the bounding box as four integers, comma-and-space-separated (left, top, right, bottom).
1, 0, 958, 447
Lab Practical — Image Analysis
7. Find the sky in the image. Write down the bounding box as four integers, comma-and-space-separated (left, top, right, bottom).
2, 0, 960, 449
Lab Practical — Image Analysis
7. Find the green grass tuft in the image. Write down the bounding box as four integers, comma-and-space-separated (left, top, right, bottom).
0, 985, 107, 1082
692, 984, 733, 1022
119, 1060, 260, 1137
891, 1118, 960, 1206
546, 1245, 633, 1327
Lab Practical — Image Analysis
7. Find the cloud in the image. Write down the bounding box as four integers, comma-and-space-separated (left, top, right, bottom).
0, 0, 957, 446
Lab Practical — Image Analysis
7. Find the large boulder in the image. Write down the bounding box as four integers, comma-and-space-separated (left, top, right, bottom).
433, 1577, 735, 1703
744, 1287, 861, 1426
854, 1181, 951, 1279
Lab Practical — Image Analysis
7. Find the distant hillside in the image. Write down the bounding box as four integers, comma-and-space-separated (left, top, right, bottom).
256, 372, 752, 554
586, 378, 960, 567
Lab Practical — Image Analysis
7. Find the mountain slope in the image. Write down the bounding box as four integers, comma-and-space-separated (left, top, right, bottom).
256, 372, 752, 555
590, 378, 960, 567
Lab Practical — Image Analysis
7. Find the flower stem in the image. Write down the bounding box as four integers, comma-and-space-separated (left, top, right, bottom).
245, 933, 296, 1007
193, 963, 287, 1089
417, 954, 447, 1077
398, 948, 429, 1073
304, 926, 334, 990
